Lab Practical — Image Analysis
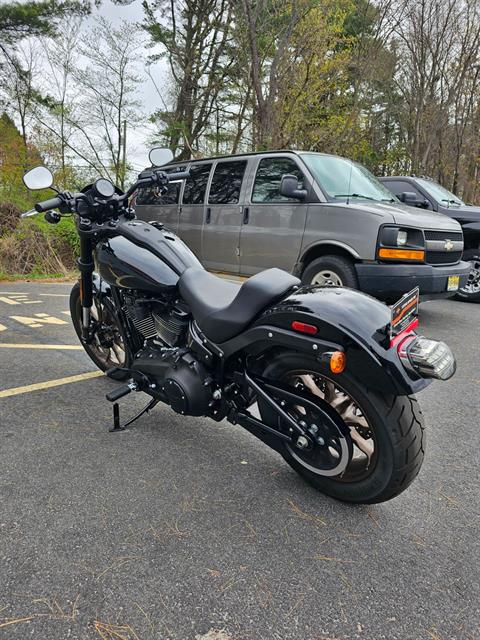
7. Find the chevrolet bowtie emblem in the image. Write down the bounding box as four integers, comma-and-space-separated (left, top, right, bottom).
444, 239, 454, 251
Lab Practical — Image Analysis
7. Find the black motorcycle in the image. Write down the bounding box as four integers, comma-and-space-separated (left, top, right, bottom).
22, 149, 456, 504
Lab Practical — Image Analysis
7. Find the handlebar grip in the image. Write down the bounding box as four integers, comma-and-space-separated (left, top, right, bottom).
34, 196, 63, 213
167, 170, 190, 181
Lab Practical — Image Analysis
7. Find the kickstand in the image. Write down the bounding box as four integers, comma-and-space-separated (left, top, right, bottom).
109, 397, 159, 433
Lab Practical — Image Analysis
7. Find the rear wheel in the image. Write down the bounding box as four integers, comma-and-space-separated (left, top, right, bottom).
301, 255, 358, 289
70, 282, 131, 378
455, 250, 480, 302
257, 353, 425, 504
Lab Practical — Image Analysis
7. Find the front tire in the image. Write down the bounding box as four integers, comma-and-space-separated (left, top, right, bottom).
70, 282, 131, 378
301, 255, 358, 289
455, 250, 480, 302
258, 353, 425, 504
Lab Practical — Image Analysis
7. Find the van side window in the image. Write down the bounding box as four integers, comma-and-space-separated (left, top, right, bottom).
182, 163, 212, 204
136, 184, 180, 205
383, 180, 415, 196
136, 165, 185, 205
208, 161, 247, 204
252, 157, 304, 203
383, 179, 431, 207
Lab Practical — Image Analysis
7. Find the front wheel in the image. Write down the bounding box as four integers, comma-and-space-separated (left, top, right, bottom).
455, 250, 480, 302
258, 353, 425, 504
301, 255, 358, 289
70, 282, 131, 378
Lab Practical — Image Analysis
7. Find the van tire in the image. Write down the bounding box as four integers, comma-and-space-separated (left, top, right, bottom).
454, 250, 480, 302
301, 255, 358, 289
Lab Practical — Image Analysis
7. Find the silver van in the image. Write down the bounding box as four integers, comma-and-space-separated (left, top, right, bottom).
134, 150, 470, 300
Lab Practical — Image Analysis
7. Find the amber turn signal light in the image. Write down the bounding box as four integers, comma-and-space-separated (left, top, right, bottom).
378, 248, 425, 261
329, 351, 346, 374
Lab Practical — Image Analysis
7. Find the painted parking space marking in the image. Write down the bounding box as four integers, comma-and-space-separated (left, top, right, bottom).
39, 293, 71, 297
0, 323, 6, 332
0, 343, 82, 350
0, 294, 43, 305
0, 370, 104, 398
10, 313, 68, 328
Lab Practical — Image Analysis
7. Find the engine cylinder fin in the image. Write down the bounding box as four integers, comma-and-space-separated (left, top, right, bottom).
125, 306, 157, 339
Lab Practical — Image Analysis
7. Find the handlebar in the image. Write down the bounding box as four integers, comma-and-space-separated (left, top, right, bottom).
25, 167, 191, 219
167, 170, 190, 181
34, 196, 63, 213
124, 167, 191, 200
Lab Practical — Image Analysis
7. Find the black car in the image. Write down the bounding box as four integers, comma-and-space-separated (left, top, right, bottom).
379, 175, 480, 302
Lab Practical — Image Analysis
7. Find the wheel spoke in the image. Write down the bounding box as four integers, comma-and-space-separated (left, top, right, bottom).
284, 369, 376, 481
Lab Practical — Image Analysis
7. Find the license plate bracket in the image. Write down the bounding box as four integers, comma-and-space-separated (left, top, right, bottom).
390, 287, 419, 341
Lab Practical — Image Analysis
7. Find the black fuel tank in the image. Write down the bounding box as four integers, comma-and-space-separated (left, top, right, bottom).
95, 221, 203, 293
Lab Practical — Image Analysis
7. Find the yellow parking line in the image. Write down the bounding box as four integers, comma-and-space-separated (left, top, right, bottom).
39, 293, 70, 297
0, 370, 104, 398
0, 343, 82, 350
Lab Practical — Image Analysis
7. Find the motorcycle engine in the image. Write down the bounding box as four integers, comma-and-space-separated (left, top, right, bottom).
123, 293, 189, 347
133, 344, 213, 417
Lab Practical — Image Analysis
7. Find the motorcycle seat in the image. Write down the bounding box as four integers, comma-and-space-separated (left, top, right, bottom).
178, 267, 300, 343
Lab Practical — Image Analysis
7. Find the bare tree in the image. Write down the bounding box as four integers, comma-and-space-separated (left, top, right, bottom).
74, 17, 143, 187
393, 0, 480, 177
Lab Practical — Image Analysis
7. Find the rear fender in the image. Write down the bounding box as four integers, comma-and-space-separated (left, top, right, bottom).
220, 286, 429, 396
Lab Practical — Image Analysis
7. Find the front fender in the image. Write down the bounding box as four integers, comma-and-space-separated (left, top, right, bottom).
253, 286, 429, 396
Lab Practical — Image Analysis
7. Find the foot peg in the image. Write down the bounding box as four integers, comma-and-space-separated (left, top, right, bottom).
106, 381, 137, 402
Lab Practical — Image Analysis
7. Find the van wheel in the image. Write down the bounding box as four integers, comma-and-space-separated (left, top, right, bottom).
455, 250, 480, 302
302, 255, 358, 289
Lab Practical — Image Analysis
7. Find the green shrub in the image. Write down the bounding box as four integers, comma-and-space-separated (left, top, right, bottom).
0, 211, 79, 278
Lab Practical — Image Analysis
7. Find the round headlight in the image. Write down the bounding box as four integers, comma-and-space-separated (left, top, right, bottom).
397, 230, 408, 246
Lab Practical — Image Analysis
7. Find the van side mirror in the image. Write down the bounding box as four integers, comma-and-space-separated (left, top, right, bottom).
399, 191, 428, 208
280, 174, 307, 200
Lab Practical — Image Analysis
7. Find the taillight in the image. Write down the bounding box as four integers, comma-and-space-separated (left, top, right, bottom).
397, 335, 456, 380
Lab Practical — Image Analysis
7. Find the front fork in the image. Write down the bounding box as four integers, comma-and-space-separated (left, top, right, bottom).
78, 235, 94, 341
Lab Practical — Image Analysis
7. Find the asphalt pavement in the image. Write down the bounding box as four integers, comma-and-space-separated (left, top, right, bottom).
0, 282, 478, 640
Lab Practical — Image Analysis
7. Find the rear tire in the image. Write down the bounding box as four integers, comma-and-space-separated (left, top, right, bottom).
70, 282, 131, 379
301, 255, 358, 289
455, 250, 480, 302
258, 353, 425, 504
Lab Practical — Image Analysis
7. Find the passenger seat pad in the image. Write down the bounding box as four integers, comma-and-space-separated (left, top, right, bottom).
179, 267, 300, 343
